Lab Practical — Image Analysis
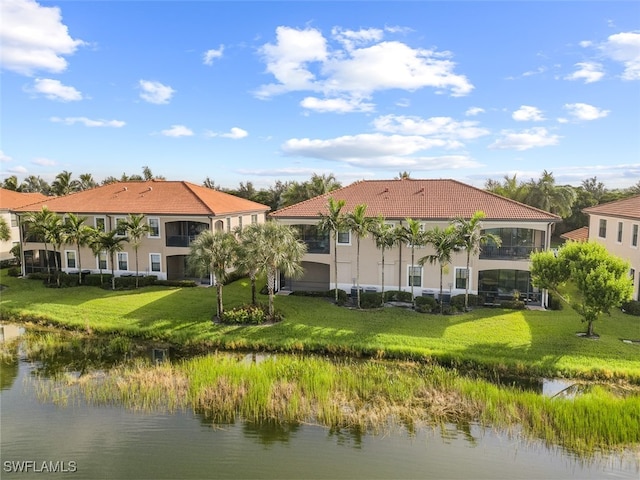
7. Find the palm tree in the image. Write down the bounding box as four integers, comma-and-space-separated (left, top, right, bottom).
77, 173, 97, 191
51, 170, 79, 196
188, 230, 238, 319
344, 204, 371, 309
317, 197, 346, 303
88, 229, 107, 286
400, 218, 427, 305
368, 216, 399, 306
451, 211, 501, 310
307, 173, 341, 197
0, 217, 10, 243
485, 174, 529, 203
97, 230, 128, 290
421, 225, 460, 314
525, 170, 576, 218
24, 207, 59, 280
234, 223, 261, 305
63, 213, 91, 284
124, 214, 150, 288
252, 222, 307, 319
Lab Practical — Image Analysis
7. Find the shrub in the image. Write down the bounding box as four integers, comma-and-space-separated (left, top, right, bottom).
328, 289, 348, 306
290, 289, 348, 305
113, 275, 157, 289
498, 300, 526, 310
44, 272, 79, 288
360, 292, 384, 309
83, 274, 112, 287
154, 280, 198, 288
221, 304, 279, 325
415, 295, 437, 313
548, 294, 563, 311
451, 294, 484, 309
384, 290, 413, 302
7, 267, 20, 277
27, 272, 53, 281
621, 300, 640, 316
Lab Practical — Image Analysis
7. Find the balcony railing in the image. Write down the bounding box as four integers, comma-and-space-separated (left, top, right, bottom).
166, 234, 199, 247
479, 245, 543, 260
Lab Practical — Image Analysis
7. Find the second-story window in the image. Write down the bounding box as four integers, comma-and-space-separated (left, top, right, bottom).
617, 222, 623, 243
148, 218, 160, 238
632, 224, 638, 247
598, 219, 607, 238
115, 217, 127, 236
95, 217, 106, 233
251, 214, 258, 224
337, 229, 350, 245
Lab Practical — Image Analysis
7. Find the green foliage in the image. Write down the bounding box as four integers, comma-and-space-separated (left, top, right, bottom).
83, 274, 112, 287
154, 280, 198, 288
221, 304, 279, 324
291, 289, 348, 306
7, 267, 20, 277
548, 294, 563, 311
384, 290, 413, 302
43, 272, 79, 288
498, 299, 526, 310
414, 295, 437, 313
360, 292, 383, 309
621, 300, 640, 317
451, 294, 484, 309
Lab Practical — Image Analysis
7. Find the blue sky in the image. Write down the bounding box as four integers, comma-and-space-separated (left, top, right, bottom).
1, 0, 639, 191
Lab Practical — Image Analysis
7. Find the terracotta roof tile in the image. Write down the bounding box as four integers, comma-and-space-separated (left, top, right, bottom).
583, 195, 640, 221
10, 181, 269, 216
560, 226, 589, 242
270, 179, 560, 221
0, 189, 48, 209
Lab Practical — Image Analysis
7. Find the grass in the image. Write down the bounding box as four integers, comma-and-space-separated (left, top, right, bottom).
2, 269, 640, 382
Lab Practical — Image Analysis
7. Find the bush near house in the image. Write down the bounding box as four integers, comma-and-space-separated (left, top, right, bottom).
622, 300, 640, 317
383, 290, 413, 303
221, 303, 280, 325
415, 295, 437, 313
451, 294, 484, 310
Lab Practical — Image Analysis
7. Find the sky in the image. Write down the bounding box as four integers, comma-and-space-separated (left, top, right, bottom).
1, 0, 639, 191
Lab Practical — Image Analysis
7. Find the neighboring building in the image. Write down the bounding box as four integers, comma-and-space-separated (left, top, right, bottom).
0, 188, 48, 265
270, 178, 560, 305
11, 180, 270, 281
583, 195, 640, 301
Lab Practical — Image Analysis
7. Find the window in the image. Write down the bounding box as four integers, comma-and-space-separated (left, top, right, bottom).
617, 222, 623, 243
115, 216, 127, 236
226, 217, 231, 232
95, 216, 106, 233
150, 253, 161, 273
632, 224, 638, 247
10, 213, 18, 228
65, 250, 76, 269
148, 218, 160, 238
97, 252, 107, 270
455, 268, 469, 289
598, 219, 607, 238
117, 252, 128, 271
408, 266, 422, 287
238, 216, 243, 230
337, 229, 350, 245
251, 214, 258, 225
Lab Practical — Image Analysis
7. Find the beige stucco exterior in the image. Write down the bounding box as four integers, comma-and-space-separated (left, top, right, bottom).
0, 210, 19, 263
586, 213, 639, 301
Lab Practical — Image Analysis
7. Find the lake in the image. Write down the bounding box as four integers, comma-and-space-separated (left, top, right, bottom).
1, 326, 638, 479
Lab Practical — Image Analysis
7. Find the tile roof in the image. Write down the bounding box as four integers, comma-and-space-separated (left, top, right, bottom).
270, 179, 560, 221
10, 181, 270, 216
560, 226, 589, 242
0, 188, 48, 210
583, 195, 640, 221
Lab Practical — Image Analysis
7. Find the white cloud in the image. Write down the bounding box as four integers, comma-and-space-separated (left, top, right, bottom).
32, 157, 56, 166
300, 96, 375, 113
281, 133, 481, 170
512, 105, 545, 122
7, 165, 28, 174
255, 26, 473, 103
600, 32, 640, 80
203, 45, 224, 65
160, 125, 193, 137
139, 80, 175, 104
30, 78, 82, 101
0, 151, 13, 163
564, 61, 605, 83
489, 127, 561, 151
205, 127, 249, 139
50, 116, 125, 127
0, 0, 84, 75
522, 66, 547, 77
373, 114, 489, 141
563, 103, 610, 121
465, 107, 485, 116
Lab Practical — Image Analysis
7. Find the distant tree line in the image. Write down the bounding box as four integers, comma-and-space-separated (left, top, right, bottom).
3, 167, 638, 234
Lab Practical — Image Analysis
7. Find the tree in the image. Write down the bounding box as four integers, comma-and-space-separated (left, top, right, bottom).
63, 213, 92, 284
0, 217, 10, 243
20, 175, 50, 194
96, 230, 128, 290
484, 174, 529, 202
369, 216, 400, 306
77, 173, 97, 191
88, 229, 108, 285
51, 170, 79, 196
307, 173, 341, 197
188, 230, 238, 319
2, 176, 18, 191
400, 218, 427, 305
345, 204, 371, 308
124, 214, 150, 288
252, 222, 307, 319
531, 242, 633, 337
24, 207, 58, 279
202, 177, 220, 190
44, 213, 65, 287
451, 211, 501, 310
525, 170, 576, 218
317, 197, 346, 303
234, 223, 262, 305
421, 225, 460, 314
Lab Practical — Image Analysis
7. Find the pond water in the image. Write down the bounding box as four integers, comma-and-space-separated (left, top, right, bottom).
1, 327, 638, 479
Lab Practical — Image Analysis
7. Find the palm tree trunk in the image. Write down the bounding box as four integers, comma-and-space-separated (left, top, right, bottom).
465, 250, 470, 311
439, 265, 444, 314
135, 249, 140, 288
267, 268, 276, 318
216, 283, 223, 318
250, 273, 257, 305
356, 238, 361, 308
76, 241, 83, 285
333, 234, 339, 303
110, 253, 116, 290
380, 248, 385, 307
410, 246, 415, 306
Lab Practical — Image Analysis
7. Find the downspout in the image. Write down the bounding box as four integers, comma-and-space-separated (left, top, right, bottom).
17, 213, 26, 277
398, 219, 403, 292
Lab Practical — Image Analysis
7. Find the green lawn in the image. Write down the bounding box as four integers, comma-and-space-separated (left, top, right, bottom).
2, 270, 639, 381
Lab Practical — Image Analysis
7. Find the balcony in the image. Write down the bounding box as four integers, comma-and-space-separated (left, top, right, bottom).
165, 221, 209, 248
479, 245, 543, 260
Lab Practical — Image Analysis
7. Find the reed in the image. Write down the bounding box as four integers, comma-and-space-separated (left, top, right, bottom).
30, 353, 640, 456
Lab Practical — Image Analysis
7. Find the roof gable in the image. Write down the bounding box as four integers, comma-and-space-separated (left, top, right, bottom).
270, 179, 560, 221
583, 195, 640, 221
10, 181, 270, 216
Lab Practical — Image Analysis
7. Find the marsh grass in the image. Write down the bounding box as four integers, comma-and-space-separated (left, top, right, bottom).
31, 353, 640, 456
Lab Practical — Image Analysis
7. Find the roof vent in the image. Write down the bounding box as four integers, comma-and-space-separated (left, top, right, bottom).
383, 187, 389, 193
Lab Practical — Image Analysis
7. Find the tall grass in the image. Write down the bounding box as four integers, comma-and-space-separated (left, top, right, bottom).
31, 353, 640, 456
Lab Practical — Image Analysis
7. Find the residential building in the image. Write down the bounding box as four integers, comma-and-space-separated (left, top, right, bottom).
0, 188, 48, 264
11, 180, 269, 281
270, 178, 560, 305
583, 195, 640, 301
